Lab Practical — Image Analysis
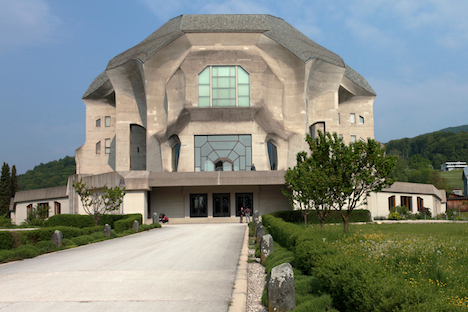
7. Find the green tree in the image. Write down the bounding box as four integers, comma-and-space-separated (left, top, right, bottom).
72, 178, 126, 226
306, 132, 396, 232
0, 163, 11, 217
10, 165, 18, 198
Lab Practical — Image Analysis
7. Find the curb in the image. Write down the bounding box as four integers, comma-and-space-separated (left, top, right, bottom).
229, 224, 249, 312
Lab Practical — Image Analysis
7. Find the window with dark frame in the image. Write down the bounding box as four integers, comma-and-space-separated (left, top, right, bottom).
105, 116, 111, 127
105, 138, 111, 154
54, 202, 61, 215
96, 141, 101, 154
96, 118, 101, 127
401, 196, 412, 211
388, 195, 396, 210
417, 197, 424, 211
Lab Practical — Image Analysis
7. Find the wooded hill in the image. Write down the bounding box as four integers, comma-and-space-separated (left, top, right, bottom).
17, 156, 75, 191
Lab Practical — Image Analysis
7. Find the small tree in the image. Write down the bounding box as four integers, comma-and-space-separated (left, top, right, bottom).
10, 165, 18, 198
305, 132, 397, 232
73, 178, 126, 226
25, 204, 50, 226
0, 163, 11, 217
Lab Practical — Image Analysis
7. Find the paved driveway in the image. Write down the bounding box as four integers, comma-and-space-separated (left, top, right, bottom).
0, 223, 247, 312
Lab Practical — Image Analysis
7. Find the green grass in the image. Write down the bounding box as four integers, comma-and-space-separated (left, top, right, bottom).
440, 169, 464, 190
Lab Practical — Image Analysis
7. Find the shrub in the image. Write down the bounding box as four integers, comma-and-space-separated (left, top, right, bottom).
62, 238, 73, 247
0, 249, 14, 262
388, 212, 402, 220
91, 232, 107, 240
114, 214, 142, 233
0, 216, 13, 228
44, 214, 94, 228
270, 209, 372, 225
71, 236, 90, 246
0, 231, 14, 250
35, 241, 56, 253
98, 214, 127, 228
12, 245, 39, 259
81, 226, 104, 235
23, 204, 50, 226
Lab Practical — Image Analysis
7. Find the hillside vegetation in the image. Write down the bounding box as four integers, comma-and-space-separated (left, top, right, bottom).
18, 156, 75, 191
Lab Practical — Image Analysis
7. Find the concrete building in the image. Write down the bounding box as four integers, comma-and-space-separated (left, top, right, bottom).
441, 161, 467, 171
9, 15, 446, 224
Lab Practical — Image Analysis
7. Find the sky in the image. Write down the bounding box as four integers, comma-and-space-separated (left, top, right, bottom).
1, 0, 467, 174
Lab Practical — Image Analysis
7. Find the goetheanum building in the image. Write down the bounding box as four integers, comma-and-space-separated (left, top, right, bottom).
72, 14, 377, 222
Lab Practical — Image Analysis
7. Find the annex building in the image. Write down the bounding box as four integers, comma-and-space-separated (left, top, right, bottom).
10, 15, 446, 224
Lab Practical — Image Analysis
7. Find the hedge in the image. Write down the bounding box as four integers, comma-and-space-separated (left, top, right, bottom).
44, 214, 94, 228
270, 209, 372, 225
0, 231, 14, 250
114, 214, 143, 233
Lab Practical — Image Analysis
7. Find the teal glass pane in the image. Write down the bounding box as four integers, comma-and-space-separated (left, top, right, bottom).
223, 162, 232, 171
209, 135, 238, 142
233, 142, 245, 155
230, 89, 236, 98
212, 67, 217, 75
213, 79, 217, 88
218, 67, 230, 76
204, 160, 214, 172
218, 89, 230, 99
210, 141, 237, 149
208, 151, 218, 162
201, 143, 213, 157
199, 85, 210, 97
228, 151, 239, 162
218, 99, 230, 107
239, 135, 251, 147
238, 96, 249, 107
199, 97, 210, 107
213, 89, 218, 98
246, 146, 251, 165
238, 85, 249, 96
234, 158, 240, 170
229, 100, 236, 107
230, 78, 235, 88
199, 67, 210, 84
238, 67, 249, 83
195, 148, 200, 166
230, 67, 235, 76
240, 156, 245, 170
195, 136, 207, 147
218, 78, 230, 88
212, 100, 218, 106
217, 150, 230, 158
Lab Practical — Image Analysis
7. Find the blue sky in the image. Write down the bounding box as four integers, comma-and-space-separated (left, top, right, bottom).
1, 0, 467, 174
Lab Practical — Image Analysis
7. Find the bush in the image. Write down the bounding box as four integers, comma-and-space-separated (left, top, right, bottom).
0, 249, 14, 262
12, 245, 39, 259
388, 212, 402, 220
97, 214, 127, 228
270, 209, 372, 225
91, 232, 107, 240
35, 240, 56, 253
0, 231, 14, 250
44, 214, 94, 228
114, 214, 142, 233
62, 238, 73, 247
71, 236, 90, 246
0, 216, 13, 227
81, 226, 104, 235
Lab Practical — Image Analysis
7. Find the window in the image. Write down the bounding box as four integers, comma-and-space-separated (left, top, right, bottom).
96, 141, 101, 154
54, 202, 61, 215
338, 134, 343, 139
267, 141, 278, 170
27, 204, 32, 220
388, 195, 396, 211
172, 143, 181, 172
350, 113, 355, 124
360, 137, 365, 142
338, 113, 340, 124
39, 202, 49, 218
194, 135, 252, 171
359, 116, 364, 124
105, 138, 111, 154
105, 116, 111, 127
190, 194, 207, 217
401, 196, 412, 211
351, 135, 356, 143
198, 66, 249, 107
309, 122, 325, 140
417, 197, 424, 211
96, 119, 101, 127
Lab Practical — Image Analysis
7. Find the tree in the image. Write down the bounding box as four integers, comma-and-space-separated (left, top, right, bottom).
0, 163, 11, 217
10, 165, 18, 198
306, 132, 396, 232
72, 178, 126, 226
283, 150, 334, 228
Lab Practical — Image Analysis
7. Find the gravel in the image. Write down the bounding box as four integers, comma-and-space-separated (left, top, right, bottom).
247, 248, 268, 312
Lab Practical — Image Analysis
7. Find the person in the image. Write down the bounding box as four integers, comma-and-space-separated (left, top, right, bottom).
250, 164, 256, 171
240, 207, 244, 223
159, 213, 169, 223
245, 207, 251, 223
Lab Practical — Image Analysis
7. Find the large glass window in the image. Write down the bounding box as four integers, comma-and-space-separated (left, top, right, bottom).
198, 66, 250, 107
190, 194, 207, 217
401, 196, 412, 211
194, 135, 252, 171
267, 141, 278, 170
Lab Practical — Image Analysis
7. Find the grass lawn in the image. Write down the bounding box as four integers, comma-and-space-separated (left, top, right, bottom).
440, 169, 464, 190
301, 222, 468, 310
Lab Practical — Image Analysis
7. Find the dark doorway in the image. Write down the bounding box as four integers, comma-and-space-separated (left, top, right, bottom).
213, 193, 230, 217
190, 194, 208, 217
236, 193, 253, 217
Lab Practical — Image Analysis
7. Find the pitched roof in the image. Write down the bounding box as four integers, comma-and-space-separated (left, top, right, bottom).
13, 186, 68, 203
84, 14, 375, 98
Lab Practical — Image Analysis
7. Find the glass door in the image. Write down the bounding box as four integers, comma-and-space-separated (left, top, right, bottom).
235, 193, 253, 217
213, 193, 230, 217
190, 194, 208, 217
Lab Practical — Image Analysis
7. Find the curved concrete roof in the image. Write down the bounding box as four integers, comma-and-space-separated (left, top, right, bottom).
84, 14, 375, 98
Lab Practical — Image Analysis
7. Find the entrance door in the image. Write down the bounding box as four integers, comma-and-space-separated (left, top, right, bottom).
236, 193, 253, 217
190, 194, 208, 217
213, 193, 230, 217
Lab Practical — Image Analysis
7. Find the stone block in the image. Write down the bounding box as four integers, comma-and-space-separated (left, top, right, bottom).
152, 212, 158, 224
260, 234, 274, 265
268, 263, 296, 312
256, 225, 265, 245
133, 220, 139, 232
103, 224, 111, 238
51, 230, 63, 248
253, 210, 259, 220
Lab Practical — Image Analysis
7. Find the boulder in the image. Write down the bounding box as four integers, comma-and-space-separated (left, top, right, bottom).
51, 230, 63, 248
103, 224, 111, 238
133, 220, 139, 232
260, 234, 274, 265
268, 263, 296, 312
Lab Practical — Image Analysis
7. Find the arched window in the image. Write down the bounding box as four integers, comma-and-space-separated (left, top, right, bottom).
169, 135, 181, 172
267, 141, 278, 170
198, 66, 250, 107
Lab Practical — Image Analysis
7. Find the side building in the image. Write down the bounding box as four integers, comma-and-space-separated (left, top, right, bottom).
9, 14, 446, 224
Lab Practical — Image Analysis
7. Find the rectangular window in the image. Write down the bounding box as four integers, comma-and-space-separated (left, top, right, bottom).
401, 196, 412, 211
39, 202, 49, 218
351, 135, 356, 143
388, 195, 396, 211
359, 116, 364, 124
105, 138, 111, 154
338, 134, 343, 139
96, 141, 101, 154
350, 113, 356, 124
26, 204, 33, 220
338, 113, 340, 124
105, 116, 111, 127
54, 202, 61, 215
96, 119, 101, 127
417, 197, 424, 211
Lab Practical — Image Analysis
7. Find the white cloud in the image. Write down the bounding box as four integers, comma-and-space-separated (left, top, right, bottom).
0, 0, 61, 53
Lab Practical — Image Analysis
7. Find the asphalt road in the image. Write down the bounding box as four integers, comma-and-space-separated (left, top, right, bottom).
0, 223, 247, 312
